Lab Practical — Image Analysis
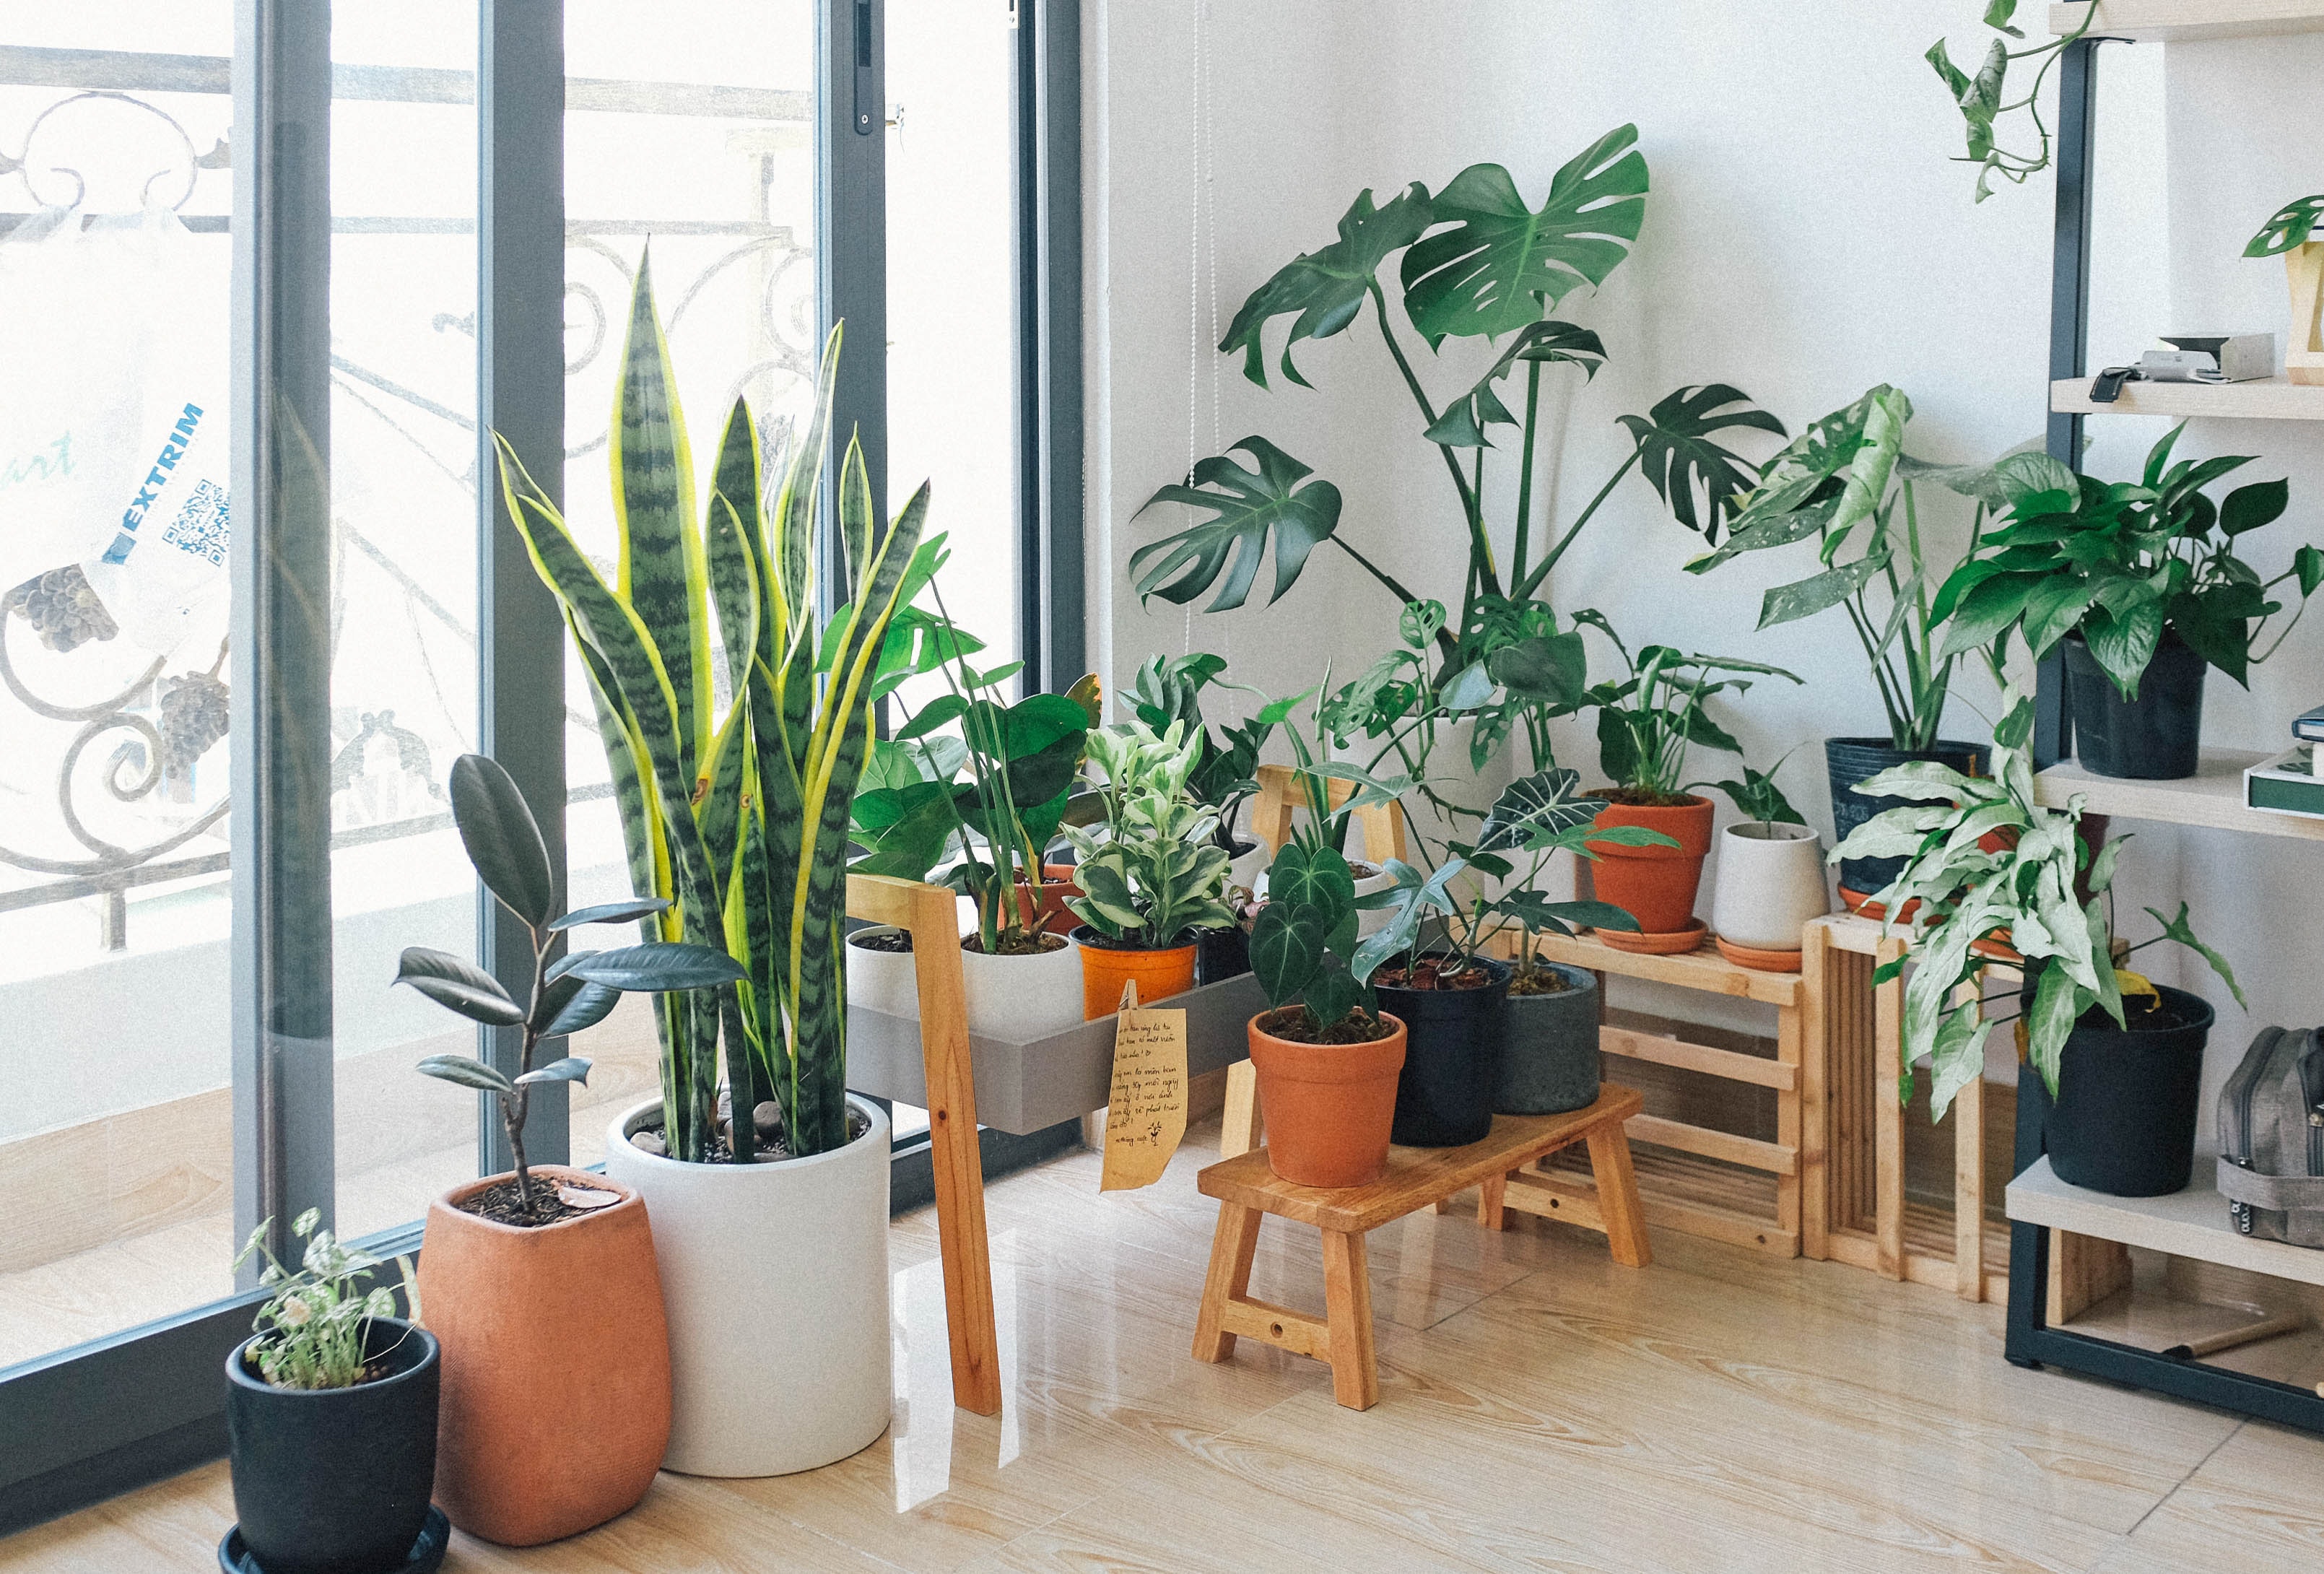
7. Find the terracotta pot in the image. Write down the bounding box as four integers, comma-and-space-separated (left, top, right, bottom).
419, 1166, 670, 1545
1585, 794, 1715, 935
1012, 862, 1083, 937
1246, 1010, 1407, 1187
1072, 926, 1197, 1018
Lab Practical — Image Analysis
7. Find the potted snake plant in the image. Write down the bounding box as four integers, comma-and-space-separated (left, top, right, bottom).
500, 256, 934, 1477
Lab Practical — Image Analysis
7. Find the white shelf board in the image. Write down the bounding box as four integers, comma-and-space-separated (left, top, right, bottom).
2052, 375, 2324, 422
2052, 1, 2324, 42
2034, 747, 2324, 840
2008, 1155, 2324, 1287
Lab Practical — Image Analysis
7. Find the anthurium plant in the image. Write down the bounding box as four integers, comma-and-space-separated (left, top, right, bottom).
1932, 428, 2323, 695
1834, 681, 2245, 1118
1062, 721, 1238, 948
1129, 124, 1782, 776
398, 755, 744, 1217
1248, 839, 1390, 1045
497, 256, 936, 1163
849, 596, 1097, 955
1575, 611, 1802, 804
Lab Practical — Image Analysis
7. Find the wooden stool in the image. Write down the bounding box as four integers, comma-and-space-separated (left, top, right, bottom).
1191, 1086, 1649, 1409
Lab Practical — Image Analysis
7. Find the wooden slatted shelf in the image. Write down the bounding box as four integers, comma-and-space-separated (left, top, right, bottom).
2050, 375, 2324, 422
2051, 1, 2324, 42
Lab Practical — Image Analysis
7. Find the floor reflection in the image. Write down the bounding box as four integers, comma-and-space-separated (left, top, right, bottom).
889, 1227, 1021, 1510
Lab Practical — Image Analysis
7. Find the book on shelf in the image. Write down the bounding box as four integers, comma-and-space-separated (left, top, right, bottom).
2296, 703, 2324, 744
2246, 745, 2324, 820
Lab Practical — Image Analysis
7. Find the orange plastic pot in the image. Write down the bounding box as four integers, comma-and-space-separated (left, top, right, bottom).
418, 1167, 670, 1546
1072, 926, 1196, 1018
1013, 862, 1084, 938
1585, 794, 1715, 935
1247, 1011, 1407, 1187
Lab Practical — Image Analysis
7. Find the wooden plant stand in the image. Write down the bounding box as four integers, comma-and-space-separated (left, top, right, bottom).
845, 873, 1001, 1415
1191, 1087, 1648, 1409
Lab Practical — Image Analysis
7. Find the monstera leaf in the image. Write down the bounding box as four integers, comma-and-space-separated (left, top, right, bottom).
1220, 183, 1435, 388
1423, 321, 1608, 448
1400, 126, 1648, 345
1131, 437, 1344, 611
1616, 384, 1787, 542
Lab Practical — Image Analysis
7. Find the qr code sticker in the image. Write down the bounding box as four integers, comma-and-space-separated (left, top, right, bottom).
160, 479, 230, 566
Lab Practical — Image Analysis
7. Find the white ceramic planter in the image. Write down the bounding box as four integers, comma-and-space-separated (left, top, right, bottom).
1710, 822, 1830, 952
604, 1096, 891, 1477
846, 926, 1085, 1040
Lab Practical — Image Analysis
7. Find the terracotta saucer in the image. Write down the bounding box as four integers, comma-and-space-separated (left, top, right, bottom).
1839, 887, 1921, 923
1594, 917, 1709, 956
1713, 936, 1803, 973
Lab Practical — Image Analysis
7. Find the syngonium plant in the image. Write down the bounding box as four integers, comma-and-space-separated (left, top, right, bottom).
397, 755, 744, 1217
495, 253, 940, 1163
1061, 721, 1237, 949
1128, 124, 1784, 776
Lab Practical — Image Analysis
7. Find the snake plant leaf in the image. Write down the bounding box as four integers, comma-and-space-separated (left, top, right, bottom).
1617, 385, 1787, 542
1220, 182, 1434, 388
515, 1056, 593, 1088
414, 1053, 516, 1095
1423, 321, 1608, 448
565, 942, 747, 992
395, 947, 528, 1027
448, 754, 557, 929
549, 896, 671, 931
1400, 128, 1648, 345
2146, 901, 2250, 1009
609, 248, 711, 774
706, 403, 764, 703
1475, 768, 1597, 852
2245, 194, 2324, 257
1130, 438, 1344, 612
1250, 902, 1326, 1014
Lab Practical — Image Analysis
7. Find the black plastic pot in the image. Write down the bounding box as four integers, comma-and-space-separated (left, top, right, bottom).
1494, 963, 1600, 1116
1824, 736, 1990, 900
1193, 924, 1250, 984
2063, 631, 2206, 781
226, 1317, 440, 1574
2032, 983, 2216, 1197
1375, 955, 1510, 1147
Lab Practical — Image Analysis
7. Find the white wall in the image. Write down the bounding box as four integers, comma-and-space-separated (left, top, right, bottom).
1084, 2, 2321, 1084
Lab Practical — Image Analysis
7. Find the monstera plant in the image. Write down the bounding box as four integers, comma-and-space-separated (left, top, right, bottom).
496, 256, 938, 1164
1130, 125, 1784, 774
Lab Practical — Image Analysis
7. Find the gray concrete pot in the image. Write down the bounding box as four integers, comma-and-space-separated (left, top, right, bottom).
1492, 962, 1601, 1116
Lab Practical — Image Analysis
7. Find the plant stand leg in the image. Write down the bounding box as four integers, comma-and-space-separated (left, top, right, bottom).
1321, 1228, 1379, 1409
1874, 934, 1907, 1281
1799, 923, 1831, 1259
1193, 1202, 1263, 1362
1585, 1123, 1652, 1269
1221, 1059, 1262, 1158
1477, 1171, 1509, 1231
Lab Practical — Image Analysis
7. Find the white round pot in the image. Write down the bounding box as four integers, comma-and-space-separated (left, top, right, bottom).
1350, 860, 1396, 938
604, 1096, 891, 1477
847, 926, 1084, 1040
1710, 822, 1830, 952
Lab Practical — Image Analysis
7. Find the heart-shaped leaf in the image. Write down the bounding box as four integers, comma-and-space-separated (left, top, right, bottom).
1131, 438, 1344, 612
1250, 903, 1326, 1013
394, 947, 526, 1027
449, 754, 556, 929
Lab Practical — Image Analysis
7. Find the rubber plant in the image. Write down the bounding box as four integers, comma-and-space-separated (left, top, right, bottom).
1129, 124, 1783, 775
495, 254, 936, 1162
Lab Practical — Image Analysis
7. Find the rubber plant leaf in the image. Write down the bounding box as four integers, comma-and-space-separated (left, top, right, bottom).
1219, 182, 1434, 388
565, 942, 748, 992
548, 896, 671, 931
448, 754, 557, 929
1616, 384, 1787, 542
394, 947, 526, 1027
515, 1056, 593, 1088
1401, 127, 1648, 345
414, 1053, 516, 1095
1130, 438, 1344, 612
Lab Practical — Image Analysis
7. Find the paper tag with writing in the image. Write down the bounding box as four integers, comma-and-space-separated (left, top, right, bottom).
1100, 978, 1188, 1192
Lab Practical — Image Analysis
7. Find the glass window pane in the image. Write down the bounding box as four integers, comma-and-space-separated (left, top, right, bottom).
0, 3, 239, 1364
559, 0, 821, 1169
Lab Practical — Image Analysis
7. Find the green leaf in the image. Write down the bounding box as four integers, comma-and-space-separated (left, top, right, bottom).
565, 942, 747, 992
1220, 183, 1434, 387
1982, 0, 2023, 37
1267, 842, 1357, 944
2221, 477, 2289, 536
541, 981, 622, 1038
1300, 959, 1372, 1030
1486, 630, 1585, 710
1130, 438, 1344, 612
1938, 570, 2045, 657
2082, 600, 2164, 697
394, 947, 526, 1027
414, 1053, 515, 1095
548, 896, 671, 931
1497, 891, 1640, 936
515, 1056, 593, 1088
1440, 661, 1497, 712
896, 692, 968, 741
1617, 385, 1787, 541
1401, 129, 1648, 344
1759, 557, 1884, 630
1475, 768, 1597, 852
2245, 194, 2324, 258
2026, 960, 2089, 1097
1250, 903, 1326, 1013
1423, 321, 1608, 448
449, 755, 556, 929
2145, 902, 2248, 1009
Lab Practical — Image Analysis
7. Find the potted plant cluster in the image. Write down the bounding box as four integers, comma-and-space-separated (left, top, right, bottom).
1934, 431, 2322, 781
396, 754, 734, 1543
498, 258, 936, 1477
1062, 718, 1240, 1017
223, 1213, 440, 1574
847, 594, 1098, 1040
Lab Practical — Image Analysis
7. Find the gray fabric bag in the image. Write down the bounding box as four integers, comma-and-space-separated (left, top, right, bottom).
2217, 1025, 2324, 1247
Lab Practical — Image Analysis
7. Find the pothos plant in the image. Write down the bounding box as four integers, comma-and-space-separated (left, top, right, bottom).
1061, 721, 1238, 948
1925, 0, 2094, 202
1575, 611, 1802, 805
1130, 123, 1783, 775
1835, 677, 2245, 1118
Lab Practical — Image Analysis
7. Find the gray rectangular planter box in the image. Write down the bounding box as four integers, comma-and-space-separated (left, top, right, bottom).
845, 973, 1265, 1135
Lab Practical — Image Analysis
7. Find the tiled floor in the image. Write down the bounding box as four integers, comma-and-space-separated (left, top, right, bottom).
9, 1116, 2324, 1572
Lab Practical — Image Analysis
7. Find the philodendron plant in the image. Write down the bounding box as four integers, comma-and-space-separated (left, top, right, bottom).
1063, 721, 1237, 948
1835, 681, 2245, 1118
398, 755, 743, 1219
497, 255, 936, 1162
1575, 611, 1802, 804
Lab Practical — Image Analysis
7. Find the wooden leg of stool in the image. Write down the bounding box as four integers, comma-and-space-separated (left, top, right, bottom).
1320, 1229, 1379, 1410
1221, 1060, 1262, 1159
1431, 1197, 1453, 1214
1192, 1203, 1263, 1362
1585, 1123, 1652, 1269
1478, 1172, 1509, 1231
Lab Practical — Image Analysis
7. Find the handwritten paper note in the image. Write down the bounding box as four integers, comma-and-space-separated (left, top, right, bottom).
1100, 978, 1188, 1192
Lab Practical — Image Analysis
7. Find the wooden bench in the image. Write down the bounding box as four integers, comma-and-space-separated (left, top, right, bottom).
1191, 1084, 1649, 1409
